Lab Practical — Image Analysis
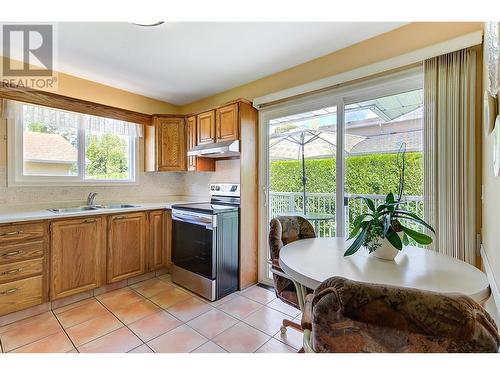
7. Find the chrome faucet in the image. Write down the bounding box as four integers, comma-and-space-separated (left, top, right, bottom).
87, 192, 98, 206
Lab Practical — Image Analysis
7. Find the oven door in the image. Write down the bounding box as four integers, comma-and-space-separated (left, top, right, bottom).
171, 209, 217, 279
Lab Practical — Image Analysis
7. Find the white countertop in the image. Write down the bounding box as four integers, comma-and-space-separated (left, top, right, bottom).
0, 196, 205, 224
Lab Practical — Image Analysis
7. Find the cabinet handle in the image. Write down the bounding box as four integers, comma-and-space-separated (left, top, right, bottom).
83, 219, 96, 223
1, 268, 21, 276
0, 231, 23, 237
0, 250, 23, 258
0, 288, 18, 295
113, 216, 126, 220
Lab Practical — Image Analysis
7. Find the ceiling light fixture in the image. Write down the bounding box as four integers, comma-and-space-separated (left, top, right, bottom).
133, 22, 165, 27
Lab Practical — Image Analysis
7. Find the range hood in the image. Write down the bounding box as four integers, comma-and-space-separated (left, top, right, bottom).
187, 140, 240, 158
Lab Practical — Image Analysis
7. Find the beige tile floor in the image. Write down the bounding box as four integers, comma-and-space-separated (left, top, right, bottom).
0, 275, 302, 353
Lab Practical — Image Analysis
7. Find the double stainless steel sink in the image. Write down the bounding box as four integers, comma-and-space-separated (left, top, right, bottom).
48, 204, 139, 213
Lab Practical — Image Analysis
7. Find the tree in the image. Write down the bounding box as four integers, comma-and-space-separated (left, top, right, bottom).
85, 133, 128, 178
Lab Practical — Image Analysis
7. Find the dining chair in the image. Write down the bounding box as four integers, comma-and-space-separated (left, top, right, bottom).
301, 276, 500, 353
268, 216, 316, 334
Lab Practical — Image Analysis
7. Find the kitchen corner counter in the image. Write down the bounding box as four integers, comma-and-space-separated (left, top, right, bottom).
0, 197, 203, 224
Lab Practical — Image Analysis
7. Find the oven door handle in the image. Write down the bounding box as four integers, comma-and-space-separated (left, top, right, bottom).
172, 213, 215, 230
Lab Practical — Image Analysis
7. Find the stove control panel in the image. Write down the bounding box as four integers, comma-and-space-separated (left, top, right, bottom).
210, 183, 240, 197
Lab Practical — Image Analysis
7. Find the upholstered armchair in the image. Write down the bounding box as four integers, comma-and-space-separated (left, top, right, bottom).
268, 216, 316, 333
301, 276, 500, 353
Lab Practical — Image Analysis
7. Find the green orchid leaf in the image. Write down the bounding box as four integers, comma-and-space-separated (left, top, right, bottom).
395, 213, 435, 233
361, 197, 376, 212
382, 214, 391, 237
377, 201, 400, 213
348, 218, 370, 240
385, 229, 403, 250
401, 225, 433, 245
344, 225, 369, 256
402, 232, 409, 246
386, 192, 395, 203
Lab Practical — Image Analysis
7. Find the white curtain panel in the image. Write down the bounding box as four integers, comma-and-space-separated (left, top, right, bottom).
3, 100, 142, 137
423, 48, 477, 264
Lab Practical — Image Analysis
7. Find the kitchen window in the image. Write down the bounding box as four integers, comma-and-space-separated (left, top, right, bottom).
5, 100, 140, 186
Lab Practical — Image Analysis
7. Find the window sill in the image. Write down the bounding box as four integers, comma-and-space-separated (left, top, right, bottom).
7, 179, 139, 187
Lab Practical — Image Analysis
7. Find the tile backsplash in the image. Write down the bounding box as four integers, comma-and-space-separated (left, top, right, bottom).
0, 166, 187, 206
183, 159, 240, 196
0, 159, 240, 207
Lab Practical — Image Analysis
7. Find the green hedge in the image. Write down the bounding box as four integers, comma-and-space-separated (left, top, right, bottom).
270, 152, 423, 195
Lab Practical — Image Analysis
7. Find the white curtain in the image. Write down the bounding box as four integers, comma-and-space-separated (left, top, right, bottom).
3, 99, 142, 137
423, 48, 477, 264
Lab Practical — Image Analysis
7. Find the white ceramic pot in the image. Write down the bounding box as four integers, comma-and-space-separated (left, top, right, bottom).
369, 237, 401, 261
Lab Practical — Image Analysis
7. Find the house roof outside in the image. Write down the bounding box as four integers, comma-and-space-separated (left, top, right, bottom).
23, 132, 78, 164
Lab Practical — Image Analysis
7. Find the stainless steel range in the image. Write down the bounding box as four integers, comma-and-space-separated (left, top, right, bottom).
170, 184, 240, 301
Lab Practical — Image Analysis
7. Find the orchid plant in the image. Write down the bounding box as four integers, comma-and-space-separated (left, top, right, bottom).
344, 144, 435, 256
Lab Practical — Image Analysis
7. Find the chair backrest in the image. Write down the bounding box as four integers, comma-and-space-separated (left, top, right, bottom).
308, 276, 500, 353
268, 216, 316, 262
268, 216, 316, 309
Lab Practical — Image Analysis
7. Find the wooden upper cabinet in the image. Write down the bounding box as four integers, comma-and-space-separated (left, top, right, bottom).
187, 115, 197, 171
50, 217, 106, 300
107, 212, 146, 283
197, 110, 216, 145
156, 116, 187, 171
216, 103, 239, 142
147, 210, 168, 271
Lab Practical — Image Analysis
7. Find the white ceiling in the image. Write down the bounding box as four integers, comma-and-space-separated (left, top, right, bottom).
53, 22, 405, 105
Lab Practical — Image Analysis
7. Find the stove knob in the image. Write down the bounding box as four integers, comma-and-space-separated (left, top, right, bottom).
215, 186, 220, 191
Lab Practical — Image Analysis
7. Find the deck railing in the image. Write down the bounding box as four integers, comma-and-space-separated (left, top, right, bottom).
269, 191, 424, 238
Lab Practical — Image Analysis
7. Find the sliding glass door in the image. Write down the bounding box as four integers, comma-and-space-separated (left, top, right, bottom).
268, 105, 338, 238
344, 89, 424, 235
258, 69, 423, 284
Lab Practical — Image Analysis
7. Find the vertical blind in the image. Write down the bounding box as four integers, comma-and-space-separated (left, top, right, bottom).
423, 48, 477, 264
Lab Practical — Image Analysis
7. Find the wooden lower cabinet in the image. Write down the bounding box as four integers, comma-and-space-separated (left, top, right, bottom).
1, 220, 48, 316
148, 210, 167, 271
0, 275, 44, 316
0, 209, 174, 317
50, 217, 106, 300
165, 210, 172, 269
147, 209, 172, 271
107, 212, 147, 283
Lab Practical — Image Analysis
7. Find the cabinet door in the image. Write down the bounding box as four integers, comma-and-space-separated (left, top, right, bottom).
156, 117, 187, 171
187, 115, 197, 171
50, 217, 105, 300
108, 212, 146, 283
196, 110, 216, 145
148, 210, 167, 271
166, 210, 172, 269
216, 103, 239, 142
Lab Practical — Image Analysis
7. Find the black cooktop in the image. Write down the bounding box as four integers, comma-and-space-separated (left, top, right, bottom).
171, 202, 239, 214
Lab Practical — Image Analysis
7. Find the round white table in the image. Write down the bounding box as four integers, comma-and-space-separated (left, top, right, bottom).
279, 237, 491, 309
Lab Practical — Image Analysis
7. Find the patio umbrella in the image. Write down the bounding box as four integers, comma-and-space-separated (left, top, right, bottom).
269, 128, 365, 215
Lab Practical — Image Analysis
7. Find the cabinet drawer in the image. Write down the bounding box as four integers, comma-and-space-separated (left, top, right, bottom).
0, 275, 43, 316
0, 223, 46, 246
0, 241, 45, 264
0, 258, 43, 284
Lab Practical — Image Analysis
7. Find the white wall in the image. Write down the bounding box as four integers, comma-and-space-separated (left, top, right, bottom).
481, 105, 500, 324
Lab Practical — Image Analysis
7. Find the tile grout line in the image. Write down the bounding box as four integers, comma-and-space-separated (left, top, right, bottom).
2, 277, 301, 353
87, 289, 147, 350
51, 310, 80, 353
3, 311, 62, 353
252, 336, 274, 353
